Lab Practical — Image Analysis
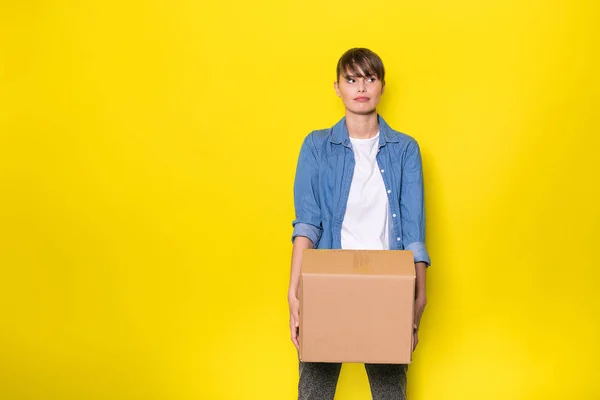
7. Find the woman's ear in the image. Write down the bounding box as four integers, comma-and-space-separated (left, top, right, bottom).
334, 81, 341, 97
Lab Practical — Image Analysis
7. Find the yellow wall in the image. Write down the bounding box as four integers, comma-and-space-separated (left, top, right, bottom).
1, 0, 599, 399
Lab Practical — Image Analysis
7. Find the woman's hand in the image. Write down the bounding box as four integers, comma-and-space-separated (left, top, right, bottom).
413, 294, 426, 351
289, 294, 300, 351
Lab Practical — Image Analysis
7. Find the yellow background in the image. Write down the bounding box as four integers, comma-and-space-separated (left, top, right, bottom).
1, 0, 599, 399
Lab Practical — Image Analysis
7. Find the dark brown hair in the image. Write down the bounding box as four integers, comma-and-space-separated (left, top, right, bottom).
336, 48, 385, 85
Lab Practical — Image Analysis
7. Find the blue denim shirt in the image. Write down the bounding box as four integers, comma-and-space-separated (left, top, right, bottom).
291, 115, 431, 266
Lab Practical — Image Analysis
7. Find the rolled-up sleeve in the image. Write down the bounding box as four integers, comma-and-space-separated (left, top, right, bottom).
291, 133, 323, 247
400, 139, 431, 266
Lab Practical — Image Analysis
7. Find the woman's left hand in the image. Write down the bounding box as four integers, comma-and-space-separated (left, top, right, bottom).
412, 295, 426, 351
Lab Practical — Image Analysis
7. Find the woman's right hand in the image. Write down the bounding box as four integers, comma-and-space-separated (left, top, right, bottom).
289, 294, 300, 350
288, 236, 313, 352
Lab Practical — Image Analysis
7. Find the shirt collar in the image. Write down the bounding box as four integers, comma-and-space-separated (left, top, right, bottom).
330, 114, 400, 147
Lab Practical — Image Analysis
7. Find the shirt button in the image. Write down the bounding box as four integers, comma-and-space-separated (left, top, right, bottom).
396, 237, 401, 241
387, 190, 391, 194
392, 213, 397, 217
380, 169, 384, 173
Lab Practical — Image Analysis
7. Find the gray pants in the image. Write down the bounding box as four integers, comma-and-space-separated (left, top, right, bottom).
298, 361, 407, 400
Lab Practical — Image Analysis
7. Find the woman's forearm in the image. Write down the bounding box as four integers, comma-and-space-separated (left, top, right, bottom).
415, 261, 427, 299
288, 236, 314, 300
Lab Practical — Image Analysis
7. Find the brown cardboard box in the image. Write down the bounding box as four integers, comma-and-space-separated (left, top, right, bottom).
299, 249, 415, 364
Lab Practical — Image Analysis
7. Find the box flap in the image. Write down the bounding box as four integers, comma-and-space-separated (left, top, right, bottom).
301, 249, 415, 277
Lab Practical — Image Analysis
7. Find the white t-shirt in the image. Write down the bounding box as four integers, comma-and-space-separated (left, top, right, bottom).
341, 132, 390, 250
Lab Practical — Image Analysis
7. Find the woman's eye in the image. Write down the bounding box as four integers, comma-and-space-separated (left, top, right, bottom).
347, 79, 355, 83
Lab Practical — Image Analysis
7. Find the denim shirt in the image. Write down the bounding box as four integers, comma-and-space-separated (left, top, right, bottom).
291, 115, 431, 266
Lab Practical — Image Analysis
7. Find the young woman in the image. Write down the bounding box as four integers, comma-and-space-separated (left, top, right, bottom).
288, 48, 431, 399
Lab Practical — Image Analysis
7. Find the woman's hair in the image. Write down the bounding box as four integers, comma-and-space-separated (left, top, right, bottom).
336, 48, 385, 85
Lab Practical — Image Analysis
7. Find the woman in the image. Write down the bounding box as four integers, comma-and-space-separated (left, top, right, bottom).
288, 48, 431, 399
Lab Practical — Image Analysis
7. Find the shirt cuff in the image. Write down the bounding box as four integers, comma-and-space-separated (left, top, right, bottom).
291, 222, 321, 247
405, 241, 431, 267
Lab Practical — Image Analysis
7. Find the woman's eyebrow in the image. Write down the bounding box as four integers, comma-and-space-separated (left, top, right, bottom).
344, 71, 375, 79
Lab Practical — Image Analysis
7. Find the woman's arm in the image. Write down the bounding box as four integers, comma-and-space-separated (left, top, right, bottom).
288, 236, 314, 350
288, 133, 322, 350
413, 261, 427, 350
288, 236, 314, 301
399, 139, 431, 350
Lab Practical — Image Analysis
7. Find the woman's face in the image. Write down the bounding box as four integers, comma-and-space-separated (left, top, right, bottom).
334, 66, 384, 116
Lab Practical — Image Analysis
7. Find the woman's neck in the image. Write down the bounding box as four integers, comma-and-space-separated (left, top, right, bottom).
345, 112, 379, 139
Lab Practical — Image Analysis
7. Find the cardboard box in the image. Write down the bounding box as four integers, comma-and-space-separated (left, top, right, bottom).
299, 249, 415, 364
